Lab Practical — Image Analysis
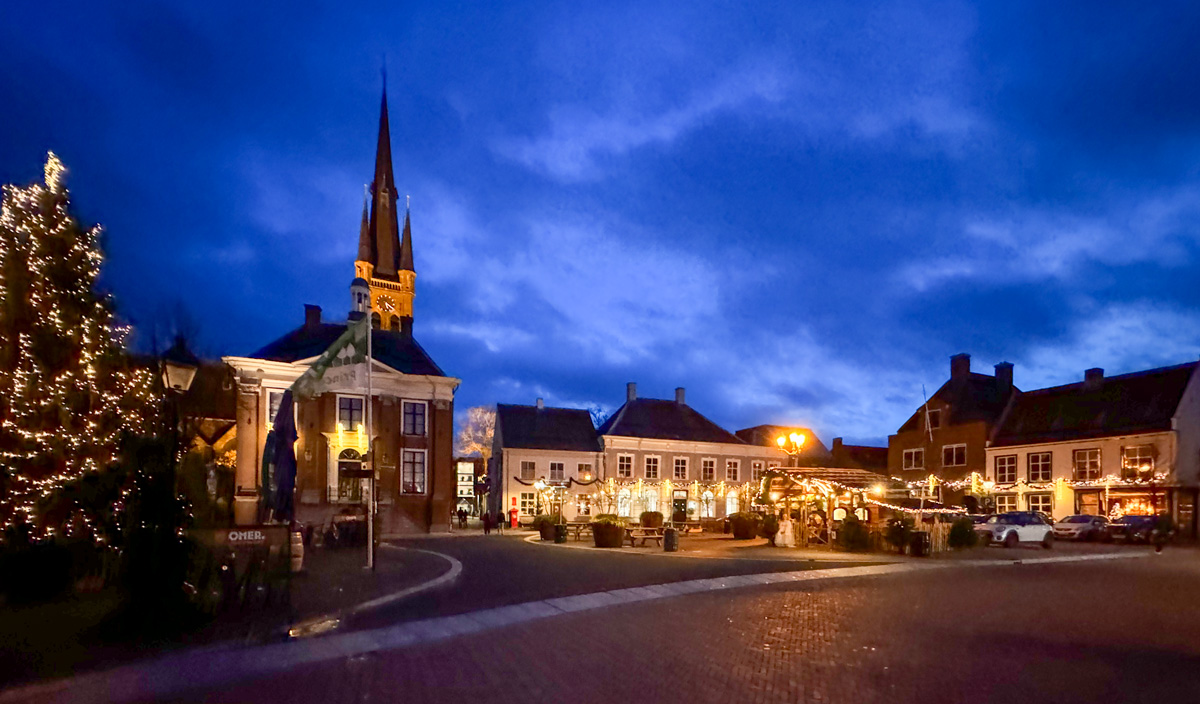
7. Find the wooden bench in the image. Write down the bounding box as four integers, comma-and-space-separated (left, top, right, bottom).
625, 527, 665, 547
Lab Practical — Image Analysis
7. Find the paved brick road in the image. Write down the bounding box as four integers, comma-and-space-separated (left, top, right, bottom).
172, 549, 1197, 704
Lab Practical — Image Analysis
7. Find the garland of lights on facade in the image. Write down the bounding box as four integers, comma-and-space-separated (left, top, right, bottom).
0, 153, 158, 540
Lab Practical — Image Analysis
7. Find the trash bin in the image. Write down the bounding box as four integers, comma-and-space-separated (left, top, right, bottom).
554, 523, 568, 544
910, 531, 930, 557
663, 527, 679, 552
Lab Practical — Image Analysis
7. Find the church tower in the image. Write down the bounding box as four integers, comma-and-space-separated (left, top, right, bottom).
354, 85, 416, 336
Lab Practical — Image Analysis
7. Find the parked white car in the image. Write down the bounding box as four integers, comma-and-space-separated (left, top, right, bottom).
975, 512, 1054, 548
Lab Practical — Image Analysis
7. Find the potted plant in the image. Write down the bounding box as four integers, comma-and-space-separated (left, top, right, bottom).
591, 514, 626, 548
532, 514, 557, 541
729, 512, 762, 540
639, 511, 664, 528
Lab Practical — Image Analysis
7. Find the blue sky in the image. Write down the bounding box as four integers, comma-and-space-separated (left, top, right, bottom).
4, 1, 1200, 445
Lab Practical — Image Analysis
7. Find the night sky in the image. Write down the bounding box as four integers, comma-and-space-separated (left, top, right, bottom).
4, 2, 1200, 445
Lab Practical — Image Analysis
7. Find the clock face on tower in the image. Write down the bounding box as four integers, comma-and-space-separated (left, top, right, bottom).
378, 296, 396, 313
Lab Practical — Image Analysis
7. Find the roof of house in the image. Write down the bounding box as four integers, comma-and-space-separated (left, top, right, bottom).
181, 362, 237, 421
496, 404, 601, 452
781, 466, 900, 490
896, 372, 1016, 433
599, 398, 745, 445
250, 323, 445, 377
735, 424, 830, 458
829, 443, 889, 472
991, 362, 1198, 447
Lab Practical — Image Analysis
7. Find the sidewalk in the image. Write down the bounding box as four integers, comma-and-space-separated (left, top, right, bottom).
0, 541, 454, 689
534, 531, 900, 562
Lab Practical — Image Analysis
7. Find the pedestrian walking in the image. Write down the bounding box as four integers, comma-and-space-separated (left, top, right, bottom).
495, 510, 504, 534
482, 510, 492, 535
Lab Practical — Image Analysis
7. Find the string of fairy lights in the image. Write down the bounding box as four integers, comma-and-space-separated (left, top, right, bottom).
0, 153, 159, 541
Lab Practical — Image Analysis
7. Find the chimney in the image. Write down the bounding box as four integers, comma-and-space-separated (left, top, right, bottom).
304, 304, 322, 329
536, 397, 544, 410
675, 387, 685, 404
1084, 367, 1104, 391
627, 382, 637, 402
832, 437, 843, 453
994, 362, 1014, 396
950, 353, 971, 380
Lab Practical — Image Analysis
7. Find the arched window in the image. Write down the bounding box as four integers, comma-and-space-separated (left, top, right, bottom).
832, 506, 848, 521
642, 488, 658, 514
700, 491, 715, 518
855, 507, 869, 521
337, 448, 363, 503
370, 312, 381, 329
725, 491, 740, 516
390, 315, 400, 332
617, 489, 632, 517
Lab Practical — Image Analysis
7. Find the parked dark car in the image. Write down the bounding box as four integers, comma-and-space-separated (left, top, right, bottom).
1108, 515, 1158, 543
1053, 514, 1110, 542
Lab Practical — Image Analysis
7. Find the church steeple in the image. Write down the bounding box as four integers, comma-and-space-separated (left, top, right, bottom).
354, 81, 416, 337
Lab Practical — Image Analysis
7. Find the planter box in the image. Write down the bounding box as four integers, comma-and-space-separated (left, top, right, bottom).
592, 523, 624, 548
538, 523, 556, 541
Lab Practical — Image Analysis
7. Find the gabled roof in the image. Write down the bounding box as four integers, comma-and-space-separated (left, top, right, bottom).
992, 362, 1198, 447
496, 404, 600, 452
830, 443, 889, 473
735, 424, 830, 459
896, 372, 1016, 433
250, 323, 445, 377
599, 398, 745, 445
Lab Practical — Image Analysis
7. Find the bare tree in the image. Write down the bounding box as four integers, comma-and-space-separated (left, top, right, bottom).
456, 405, 496, 464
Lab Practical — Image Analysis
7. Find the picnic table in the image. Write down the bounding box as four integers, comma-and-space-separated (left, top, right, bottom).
625, 526, 665, 547
565, 522, 593, 541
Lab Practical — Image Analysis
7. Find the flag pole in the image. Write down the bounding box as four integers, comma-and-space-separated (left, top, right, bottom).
366, 312, 375, 571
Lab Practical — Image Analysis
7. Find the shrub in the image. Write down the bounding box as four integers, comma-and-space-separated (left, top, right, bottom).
761, 514, 780, 545
729, 512, 762, 540
0, 540, 74, 605
639, 511, 664, 528
948, 517, 979, 549
836, 515, 871, 552
531, 514, 557, 530
595, 513, 620, 523
884, 517, 914, 554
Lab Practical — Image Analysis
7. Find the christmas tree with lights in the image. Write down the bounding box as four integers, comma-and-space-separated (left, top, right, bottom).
0, 153, 158, 540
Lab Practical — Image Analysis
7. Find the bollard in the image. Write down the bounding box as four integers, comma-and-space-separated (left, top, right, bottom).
663, 527, 679, 552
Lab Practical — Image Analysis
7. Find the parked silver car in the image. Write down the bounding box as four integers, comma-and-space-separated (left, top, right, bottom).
975, 511, 1054, 548
1053, 514, 1109, 541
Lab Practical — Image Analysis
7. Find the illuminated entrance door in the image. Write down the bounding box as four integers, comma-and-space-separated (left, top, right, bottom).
672, 490, 688, 523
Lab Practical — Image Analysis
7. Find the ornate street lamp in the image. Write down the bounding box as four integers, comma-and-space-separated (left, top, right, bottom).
161, 335, 199, 394
775, 432, 806, 468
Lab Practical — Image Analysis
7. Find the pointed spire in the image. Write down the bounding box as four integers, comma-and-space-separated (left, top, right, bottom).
356, 184, 372, 264
399, 199, 414, 272
367, 80, 401, 278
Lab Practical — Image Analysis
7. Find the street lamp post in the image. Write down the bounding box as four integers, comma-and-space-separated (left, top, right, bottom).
775, 432, 806, 468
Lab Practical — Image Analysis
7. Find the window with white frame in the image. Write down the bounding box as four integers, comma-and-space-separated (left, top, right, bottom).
644, 456, 659, 479
726, 459, 740, 482
1028, 452, 1052, 482
643, 488, 658, 514
402, 401, 427, 435
266, 390, 285, 429
577, 463, 593, 479
1027, 493, 1052, 514
767, 462, 781, 471
1122, 445, 1155, 480
1073, 448, 1101, 480
576, 494, 591, 516
617, 455, 633, 478
519, 492, 536, 515
903, 448, 924, 470
700, 491, 715, 518
942, 444, 966, 467
338, 396, 364, 431
726, 492, 740, 515
520, 461, 535, 480
927, 408, 942, 430
995, 454, 1017, 483
617, 489, 632, 517
549, 462, 564, 481
752, 461, 764, 482
995, 494, 1017, 513
670, 457, 686, 480
701, 458, 715, 481
400, 450, 426, 494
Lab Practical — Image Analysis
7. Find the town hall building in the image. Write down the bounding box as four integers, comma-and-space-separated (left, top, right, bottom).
223, 88, 460, 534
